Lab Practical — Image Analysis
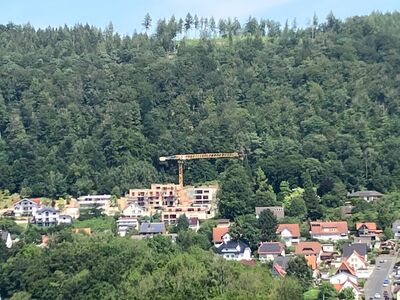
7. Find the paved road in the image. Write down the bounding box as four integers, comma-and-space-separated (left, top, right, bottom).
365, 255, 397, 299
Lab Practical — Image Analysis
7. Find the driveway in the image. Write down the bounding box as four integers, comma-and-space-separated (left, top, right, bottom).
364, 255, 397, 299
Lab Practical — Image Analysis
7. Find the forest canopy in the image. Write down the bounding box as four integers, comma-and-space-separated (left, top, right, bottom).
1, 12, 400, 197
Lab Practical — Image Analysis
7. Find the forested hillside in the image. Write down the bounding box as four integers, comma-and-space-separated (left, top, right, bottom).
0, 232, 303, 300
1, 12, 400, 198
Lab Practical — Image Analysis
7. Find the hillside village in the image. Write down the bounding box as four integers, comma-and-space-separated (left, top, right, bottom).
1, 184, 400, 300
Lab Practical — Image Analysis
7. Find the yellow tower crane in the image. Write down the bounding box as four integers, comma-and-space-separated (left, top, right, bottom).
159, 152, 244, 193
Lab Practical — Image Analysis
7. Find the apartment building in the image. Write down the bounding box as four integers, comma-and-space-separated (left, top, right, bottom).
185, 186, 218, 207
127, 184, 178, 209
77, 195, 111, 212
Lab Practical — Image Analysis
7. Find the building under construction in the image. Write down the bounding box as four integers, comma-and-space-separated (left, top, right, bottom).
126, 184, 218, 224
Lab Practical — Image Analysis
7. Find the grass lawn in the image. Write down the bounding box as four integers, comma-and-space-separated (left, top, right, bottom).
303, 289, 319, 300
73, 216, 115, 232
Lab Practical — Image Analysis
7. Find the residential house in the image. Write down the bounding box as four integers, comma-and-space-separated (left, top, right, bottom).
212, 226, 231, 246
344, 251, 367, 271
295, 241, 322, 264
310, 221, 349, 242
32, 207, 72, 226
333, 280, 362, 300
347, 190, 384, 202
393, 220, 400, 240
121, 203, 149, 218
258, 242, 285, 262
276, 224, 300, 247
342, 243, 368, 261
13, 198, 40, 217
381, 239, 396, 251
329, 261, 361, 298
271, 256, 290, 277
272, 263, 287, 277
59, 215, 72, 224
356, 222, 382, 241
329, 261, 358, 286
117, 217, 139, 236
255, 206, 284, 220
321, 244, 336, 263
188, 217, 200, 231
78, 195, 111, 213
139, 222, 166, 236
0, 230, 12, 248
215, 236, 251, 261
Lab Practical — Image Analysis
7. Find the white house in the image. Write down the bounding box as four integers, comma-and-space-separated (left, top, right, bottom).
13, 198, 40, 217
215, 236, 251, 261
276, 224, 300, 247
258, 242, 285, 262
117, 217, 139, 236
333, 279, 362, 300
329, 261, 358, 286
345, 251, 367, 271
310, 221, 349, 242
32, 207, 72, 226
188, 217, 200, 231
121, 203, 148, 218
212, 226, 231, 247
347, 190, 383, 202
0, 230, 12, 248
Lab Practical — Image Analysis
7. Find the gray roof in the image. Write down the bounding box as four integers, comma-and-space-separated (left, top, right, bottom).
348, 190, 383, 197
342, 243, 368, 258
139, 222, 165, 234
215, 240, 249, 254
0, 230, 10, 242
273, 256, 290, 269
258, 242, 283, 254
255, 206, 284, 219
59, 215, 72, 219
36, 207, 58, 214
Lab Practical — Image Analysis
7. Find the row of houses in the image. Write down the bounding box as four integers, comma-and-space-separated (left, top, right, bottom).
13, 198, 72, 226
210, 219, 393, 299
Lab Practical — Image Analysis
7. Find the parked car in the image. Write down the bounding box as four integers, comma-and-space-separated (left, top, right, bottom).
383, 279, 389, 287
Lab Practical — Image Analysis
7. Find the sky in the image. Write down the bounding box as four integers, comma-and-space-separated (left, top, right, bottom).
0, 0, 399, 35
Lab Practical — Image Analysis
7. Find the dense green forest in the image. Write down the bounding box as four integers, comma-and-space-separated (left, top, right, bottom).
0, 229, 304, 300
1, 11, 400, 201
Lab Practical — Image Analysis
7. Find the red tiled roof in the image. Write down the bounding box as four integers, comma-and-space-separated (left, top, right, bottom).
356, 222, 377, 230
310, 221, 348, 235
336, 261, 356, 276
241, 259, 257, 267
333, 279, 359, 292
273, 263, 287, 277
305, 255, 317, 270
31, 198, 41, 204
212, 227, 229, 242
276, 224, 300, 237
295, 242, 322, 255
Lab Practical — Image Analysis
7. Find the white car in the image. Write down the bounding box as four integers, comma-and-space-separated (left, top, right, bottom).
374, 293, 381, 299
